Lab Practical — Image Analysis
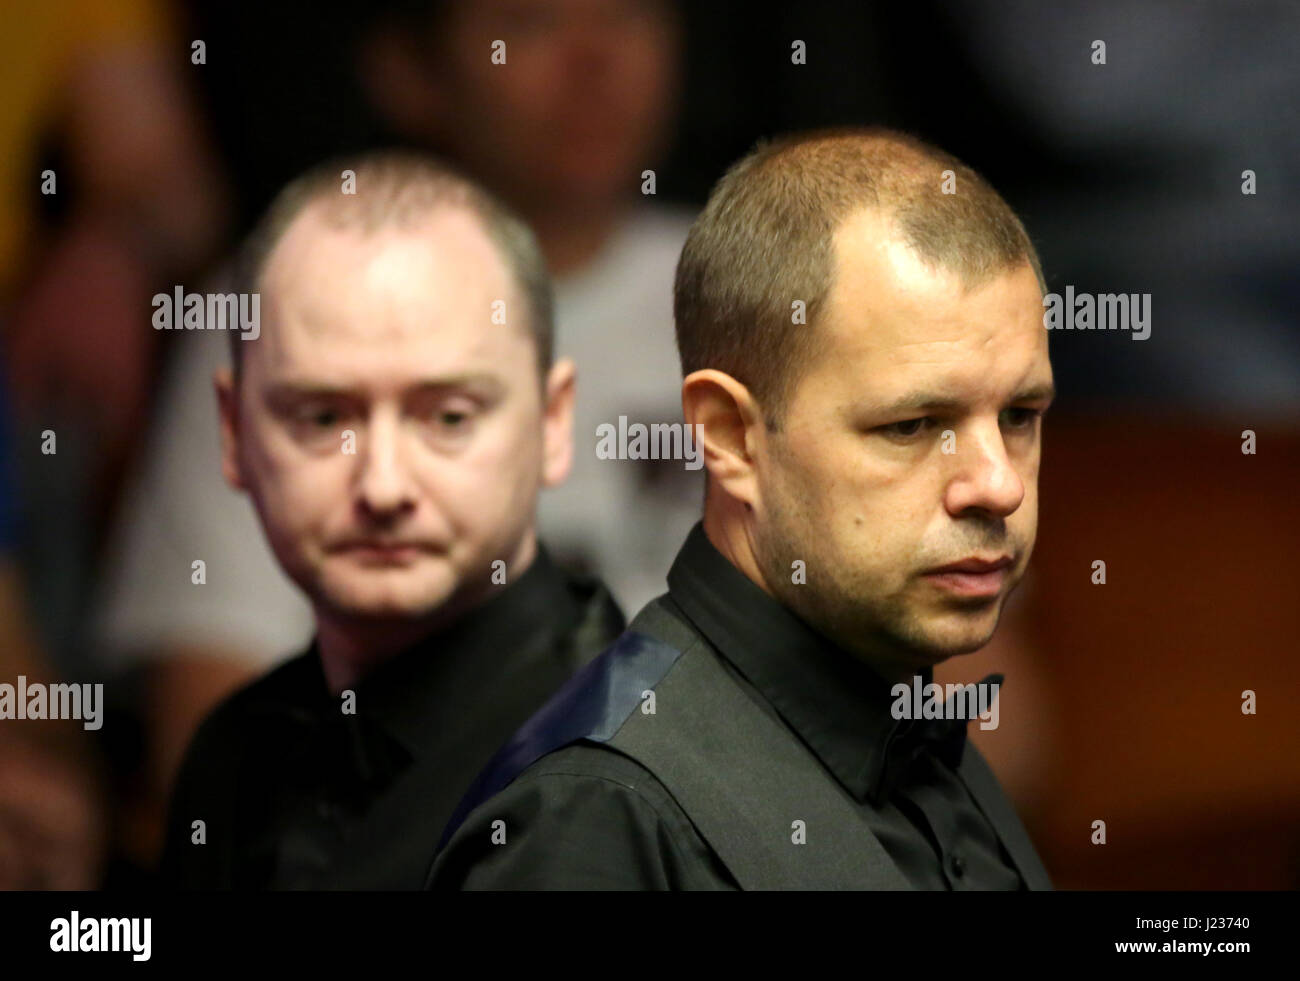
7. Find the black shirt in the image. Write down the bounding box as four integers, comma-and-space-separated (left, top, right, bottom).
160, 547, 624, 889
431, 523, 1037, 890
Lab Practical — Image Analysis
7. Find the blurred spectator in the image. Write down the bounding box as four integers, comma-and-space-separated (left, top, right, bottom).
91, 0, 698, 870
0, 366, 105, 889
1, 0, 229, 677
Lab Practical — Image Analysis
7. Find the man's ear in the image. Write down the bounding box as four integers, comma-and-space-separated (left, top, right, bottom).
356, 25, 448, 144
681, 369, 766, 510
214, 368, 247, 492
541, 358, 576, 489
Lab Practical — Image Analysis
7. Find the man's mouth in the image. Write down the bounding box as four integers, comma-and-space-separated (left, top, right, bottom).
330, 541, 432, 564
921, 555, 1014, 599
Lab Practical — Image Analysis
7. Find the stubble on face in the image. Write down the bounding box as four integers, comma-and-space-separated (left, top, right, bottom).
746, 211, 1050, 682
754, 442, 963, 682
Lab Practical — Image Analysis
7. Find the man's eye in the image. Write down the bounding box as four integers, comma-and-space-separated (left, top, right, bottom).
881, 417, 932, 438
1001, 408, 1041, 429
423, 405, 477, 436
294, 405, 345, 428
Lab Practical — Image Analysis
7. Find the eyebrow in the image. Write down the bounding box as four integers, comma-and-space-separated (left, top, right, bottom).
265, 374, 505, 401
875, 382, 1057, 415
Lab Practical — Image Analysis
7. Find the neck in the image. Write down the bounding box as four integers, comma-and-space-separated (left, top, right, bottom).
702, 496, 774, 599
315, 532, 539, 693
316, 616, 443, 694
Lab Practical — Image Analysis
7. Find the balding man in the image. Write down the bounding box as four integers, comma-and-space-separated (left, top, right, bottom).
430, 128, 1055, 890
159, 153, 624, 889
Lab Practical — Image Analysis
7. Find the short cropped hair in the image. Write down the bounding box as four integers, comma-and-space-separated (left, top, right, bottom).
673, 127, 1045, 428
229, 150, 553, 380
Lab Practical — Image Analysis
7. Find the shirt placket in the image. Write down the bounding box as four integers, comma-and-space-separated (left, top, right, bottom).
894, 752, 1023, 890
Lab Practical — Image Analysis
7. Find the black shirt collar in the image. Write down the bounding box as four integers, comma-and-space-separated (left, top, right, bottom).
666, 522, 959, 805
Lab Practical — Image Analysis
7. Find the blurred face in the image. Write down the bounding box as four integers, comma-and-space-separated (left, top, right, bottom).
428, 0, 680, 207
753, 209, 1054, 681
218, 204, 570, 626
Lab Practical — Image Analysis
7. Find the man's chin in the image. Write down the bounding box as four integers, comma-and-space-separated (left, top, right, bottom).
319, 594, 451, 622
911, 614, 1002, 659
312, 573, 460, 623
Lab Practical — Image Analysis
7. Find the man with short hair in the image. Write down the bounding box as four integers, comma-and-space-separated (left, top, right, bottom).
431, 128, 1055, 890
93, 5, 694, 865
160, 152, 624, 889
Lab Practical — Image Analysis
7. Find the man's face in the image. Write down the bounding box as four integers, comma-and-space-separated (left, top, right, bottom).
429, 0, 680, 208
753, 208, 1054, 681
219, 205, 565, 625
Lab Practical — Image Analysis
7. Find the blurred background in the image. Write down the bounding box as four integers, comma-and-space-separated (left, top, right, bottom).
1, 0, 1296, 890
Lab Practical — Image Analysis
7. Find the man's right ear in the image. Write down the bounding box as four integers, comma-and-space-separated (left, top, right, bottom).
681, 369, 767, 512
214, 368, 246, 492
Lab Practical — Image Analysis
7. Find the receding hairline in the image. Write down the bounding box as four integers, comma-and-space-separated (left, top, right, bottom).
828, 202, 1047, 296
229, 151, 555, 381
772, 129, 1047, 291
237, 198, 540, 392
673, 125, 1048, 437
256, 195, 516, 296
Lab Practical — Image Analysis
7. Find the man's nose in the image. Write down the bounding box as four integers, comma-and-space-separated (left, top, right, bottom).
356, 414, 416, 518
944, 421, 1026, 519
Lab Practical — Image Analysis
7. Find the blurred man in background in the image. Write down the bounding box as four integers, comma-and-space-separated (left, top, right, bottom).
92, 0, 695, 873
161, 152, 624, 888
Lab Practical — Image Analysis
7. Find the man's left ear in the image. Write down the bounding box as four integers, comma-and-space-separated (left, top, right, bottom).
214, 368, 247, 492
541, 358, 576, 488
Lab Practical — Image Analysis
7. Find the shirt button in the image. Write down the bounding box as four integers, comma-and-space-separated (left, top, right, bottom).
949, 854, 966, 878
